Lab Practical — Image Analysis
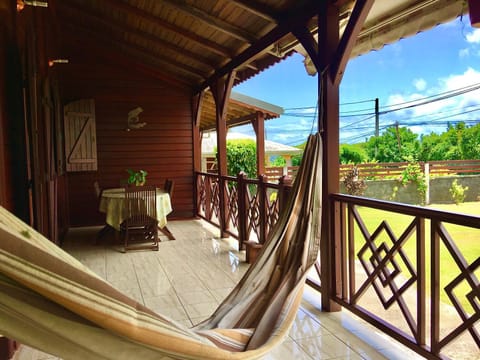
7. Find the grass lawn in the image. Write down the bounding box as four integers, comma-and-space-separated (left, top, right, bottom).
352, 201, 479, 313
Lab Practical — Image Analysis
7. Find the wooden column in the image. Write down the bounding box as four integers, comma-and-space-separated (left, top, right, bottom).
192, 91, 204, 173
0, 0, 12, 209
252, 111, 265, 176
318, 0, 341, 312
192, 91, 204, 215
211, 71, 235, 237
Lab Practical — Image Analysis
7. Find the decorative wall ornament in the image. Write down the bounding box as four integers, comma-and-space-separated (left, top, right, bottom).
127, 107, 146, 130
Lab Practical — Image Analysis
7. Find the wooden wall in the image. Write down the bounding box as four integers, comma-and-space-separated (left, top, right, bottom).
59, 62, 194, 227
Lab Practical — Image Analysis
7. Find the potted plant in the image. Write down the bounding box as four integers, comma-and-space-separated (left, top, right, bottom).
126, 169, 148, 186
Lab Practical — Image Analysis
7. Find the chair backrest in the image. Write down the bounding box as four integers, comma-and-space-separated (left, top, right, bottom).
124, 185, 157, 224
93, 181, 102, 198
164, 179, 175, 200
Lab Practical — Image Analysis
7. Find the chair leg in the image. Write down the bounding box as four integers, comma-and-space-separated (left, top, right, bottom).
159, 226, 175, 240
95, 225, 114, 245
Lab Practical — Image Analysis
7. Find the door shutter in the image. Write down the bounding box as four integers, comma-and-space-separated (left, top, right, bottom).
64, 99, 97, 172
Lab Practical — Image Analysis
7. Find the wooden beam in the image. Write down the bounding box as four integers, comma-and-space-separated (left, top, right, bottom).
292, 25, 320, 72
229, 0, 279, 22
252, 112, 266, 176
62, 31, 193, 89
161, 0, 258, 43
318, 0, 342, 313
330, 0, 374, 86
58, 2, 216, 71
199, 0, 319, 93
98, 0, 234, 58
63, 24, 207, 82
211, 72, 236, 238
192, 91, 205, 128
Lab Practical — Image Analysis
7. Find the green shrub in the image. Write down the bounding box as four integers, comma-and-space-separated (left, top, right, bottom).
399, 160, 426, 204
449, 179, 468, 205
343, 167, 367, 196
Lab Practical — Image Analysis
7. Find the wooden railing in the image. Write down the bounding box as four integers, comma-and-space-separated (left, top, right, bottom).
195, 173, 479, 359
266, 159, 480, 181
329, 194, 480, 359
196, 171, 292, 247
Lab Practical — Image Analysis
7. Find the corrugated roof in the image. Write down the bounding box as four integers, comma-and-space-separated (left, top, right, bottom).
202, 132, 302, 156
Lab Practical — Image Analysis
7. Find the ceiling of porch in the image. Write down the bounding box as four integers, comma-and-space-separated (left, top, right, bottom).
51, 0, 467, 129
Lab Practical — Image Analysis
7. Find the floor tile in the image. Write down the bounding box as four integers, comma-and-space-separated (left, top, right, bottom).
11, 220, 429, 360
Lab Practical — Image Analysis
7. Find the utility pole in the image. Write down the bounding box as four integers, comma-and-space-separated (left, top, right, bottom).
375, 98, 379, 158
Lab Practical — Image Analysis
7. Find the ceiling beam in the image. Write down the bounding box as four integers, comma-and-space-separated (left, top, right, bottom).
330, 0, 374, 86
61, 34, 193, 89
58, 2, 216, 72
63, 24, 207, 82
199, 0, 319, 93
229, 0, 279, 23
100, 0, 234, 58
161, 0, 258, 44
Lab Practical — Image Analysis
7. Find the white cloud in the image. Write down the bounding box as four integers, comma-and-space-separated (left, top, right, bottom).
466, 29, 480, 44
413, 78, 427, 91
459, 48, 470, 58
385, 68, 480, 124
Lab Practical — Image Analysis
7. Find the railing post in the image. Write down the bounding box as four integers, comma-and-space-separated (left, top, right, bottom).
258, 174, 267, 244
278, 175, 292, 213
237, 172, 248, 249
205, 175, 212, 221
424, 162, 430, 205
219, 175, 228, 237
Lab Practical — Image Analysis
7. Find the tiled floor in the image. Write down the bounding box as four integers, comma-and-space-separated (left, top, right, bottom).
12, 219, 424, 360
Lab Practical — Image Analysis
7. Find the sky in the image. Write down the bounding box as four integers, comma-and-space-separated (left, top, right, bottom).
233, 15, 480, 146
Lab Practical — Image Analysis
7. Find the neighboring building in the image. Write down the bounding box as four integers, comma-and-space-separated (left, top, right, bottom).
201, 131, 302, 174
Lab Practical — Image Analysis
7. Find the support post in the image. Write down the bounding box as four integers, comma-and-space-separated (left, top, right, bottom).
252, 111, 265, 176
318, 0, 341, 312
211, 71, 235, 237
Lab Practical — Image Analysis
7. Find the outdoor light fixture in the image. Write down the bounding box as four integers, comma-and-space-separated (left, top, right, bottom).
17, 0, 48, 11
48, 59, 69, 67
468, 0, 480, 28
126, 107, 146, 130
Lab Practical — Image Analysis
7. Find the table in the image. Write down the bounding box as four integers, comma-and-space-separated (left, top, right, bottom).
99, 187, 173, 236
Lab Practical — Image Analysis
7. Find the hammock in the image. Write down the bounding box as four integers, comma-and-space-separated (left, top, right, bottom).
0, 133, 323, 360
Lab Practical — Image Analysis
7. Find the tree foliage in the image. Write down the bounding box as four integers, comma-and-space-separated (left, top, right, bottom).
362, 122, 480, 163
366, 126, 420, 162
340, 143, 368, 164
270, 156, 286, 167
224, 139, 257, 178
418, 122, 480, 161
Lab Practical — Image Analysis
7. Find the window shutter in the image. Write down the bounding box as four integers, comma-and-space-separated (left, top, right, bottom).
64, 99, 98, 172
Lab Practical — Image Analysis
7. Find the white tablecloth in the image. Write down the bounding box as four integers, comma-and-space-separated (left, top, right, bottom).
99, 188, 172, 230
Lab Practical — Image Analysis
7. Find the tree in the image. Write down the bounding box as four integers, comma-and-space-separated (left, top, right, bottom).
223, 139, 257, 179
460, 123, 480, 159
340, 143, 368, 164
270, 156, 286, 167
419, 122, 480, 161
366, 126, 420, 162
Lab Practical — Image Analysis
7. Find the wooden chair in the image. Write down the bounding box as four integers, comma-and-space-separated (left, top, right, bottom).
93, 180, 102, 198
94, 181, 113, 244
159, 179, 176, 240
123, 185, 159, 252
164, 178, 174, 200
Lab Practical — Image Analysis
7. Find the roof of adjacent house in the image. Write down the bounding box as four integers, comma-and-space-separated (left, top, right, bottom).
202, 132, 303, 156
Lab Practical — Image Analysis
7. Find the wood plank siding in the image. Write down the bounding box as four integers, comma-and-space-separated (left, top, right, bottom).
59, 62, 194, 227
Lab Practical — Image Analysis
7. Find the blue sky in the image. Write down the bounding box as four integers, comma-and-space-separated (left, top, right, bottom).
233, 16, 480, 146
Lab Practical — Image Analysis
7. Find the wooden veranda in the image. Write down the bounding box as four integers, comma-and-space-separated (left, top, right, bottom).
1, 0, 478, 359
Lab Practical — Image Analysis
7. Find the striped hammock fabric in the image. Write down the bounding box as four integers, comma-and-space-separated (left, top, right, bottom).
0, 133, 323, 360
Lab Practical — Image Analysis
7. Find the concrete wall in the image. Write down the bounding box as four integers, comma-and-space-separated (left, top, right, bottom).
340, 175, 480, 205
